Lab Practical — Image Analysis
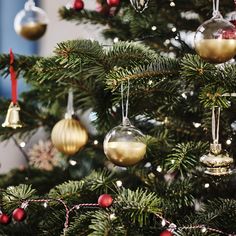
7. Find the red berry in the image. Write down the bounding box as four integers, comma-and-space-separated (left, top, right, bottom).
107, 0, 120, 7
160, 230, 173, 236
73, 0, 84, 11
0, 213, 11, 225
98, 194, 113, 208
12, 208, 26, 222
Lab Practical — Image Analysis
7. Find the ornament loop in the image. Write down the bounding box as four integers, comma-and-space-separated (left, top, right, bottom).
212, 0, 220, 17
212, 106, 220, 144
25, 0, 36, 11
65, 88, 74, 119
121, 79, 130, 125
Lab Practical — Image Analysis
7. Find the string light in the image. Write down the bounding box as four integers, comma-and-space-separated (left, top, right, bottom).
171, 27, 177, 32
109, 213, 116, 220
113, 37, 119, 43
226, 139, 232, 145
69, 160, 77, 166
193, 122, 201, 128
116, 180, 123, 187
204, 183, 210, 188
156, 166, 162, 172
144, 162, 151, 168
93, 140, 99, 145
151, 26, 157, 31
161, 219, 166, 227
20, 142, 26, 148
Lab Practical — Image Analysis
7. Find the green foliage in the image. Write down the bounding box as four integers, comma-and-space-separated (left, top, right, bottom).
115, 188, 161, 227
2, 184, 36, 211
165, 141, 208, 176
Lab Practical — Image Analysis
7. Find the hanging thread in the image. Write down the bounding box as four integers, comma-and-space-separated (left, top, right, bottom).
66, 88, 74, 118
212, 106, 220, 144
212, 0, 220, 16
121, 80, 130, 125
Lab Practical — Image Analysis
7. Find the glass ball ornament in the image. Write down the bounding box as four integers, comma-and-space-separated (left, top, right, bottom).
194, 13, 236, 63
103, 119, 146, 167
14, 0, 49, 40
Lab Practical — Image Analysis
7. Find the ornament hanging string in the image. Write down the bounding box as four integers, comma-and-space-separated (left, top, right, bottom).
212, 0, 220, 16
66, 88, 74, 118
25, 0, 35, 10
212, 106, 220, 144
121, 80, 130, 125
9, 49, 17, 104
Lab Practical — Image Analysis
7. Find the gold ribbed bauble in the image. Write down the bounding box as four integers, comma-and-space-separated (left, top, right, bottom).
51, 118, 88, 155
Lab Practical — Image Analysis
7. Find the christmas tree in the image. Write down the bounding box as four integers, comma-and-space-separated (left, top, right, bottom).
1, 0, 236, 235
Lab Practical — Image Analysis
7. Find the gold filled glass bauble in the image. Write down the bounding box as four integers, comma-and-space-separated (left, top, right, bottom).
194, 14, 236, 63
51, 118, 88, 155
14, 1, 49, 40
103, 121, 146, 167
200, 144, 233, 176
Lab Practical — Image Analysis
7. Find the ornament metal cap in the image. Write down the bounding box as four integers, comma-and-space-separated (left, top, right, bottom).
200, 143, 233, 176
2, 102, 23, 129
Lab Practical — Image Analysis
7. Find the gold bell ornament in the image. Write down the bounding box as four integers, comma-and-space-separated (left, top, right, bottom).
194, 0, 236, 63
2, 102, 23, 129
103, 80, 147, 167
200, 106, 233, 176
14, 0, 49, 41
51, 89, 88, 156
2, 49, 23, 129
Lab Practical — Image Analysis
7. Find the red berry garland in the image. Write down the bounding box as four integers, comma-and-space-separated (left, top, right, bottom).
160, 230, 173, 236
0, 213, 11, 225
12, 208, 27, 222
107, 0, 120, 7
98, 194, 113, 208
73, 0, 84, 11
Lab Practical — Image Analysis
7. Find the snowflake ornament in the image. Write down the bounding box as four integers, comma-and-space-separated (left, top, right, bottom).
28, 140, 60, 171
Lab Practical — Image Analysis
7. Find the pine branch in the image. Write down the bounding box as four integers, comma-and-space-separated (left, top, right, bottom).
165, 141, 208, 176
116, 188, 161, 227
106, 57, 180, 90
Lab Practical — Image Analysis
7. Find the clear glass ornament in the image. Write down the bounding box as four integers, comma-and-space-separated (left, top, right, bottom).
194, 12, 236, 63
103, 118, 146, 167
14, 0, 49, 40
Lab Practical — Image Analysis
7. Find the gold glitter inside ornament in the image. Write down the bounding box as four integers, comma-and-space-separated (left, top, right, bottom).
15, 22, 47, 41
200, 144, 233, 176
51, 117, 88, 156
103, 121, 146, 167
14, 0, 48, 40
194, 13, 236, 63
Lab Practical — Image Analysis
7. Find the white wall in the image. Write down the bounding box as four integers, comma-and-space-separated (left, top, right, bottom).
39, 0, 107, 56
